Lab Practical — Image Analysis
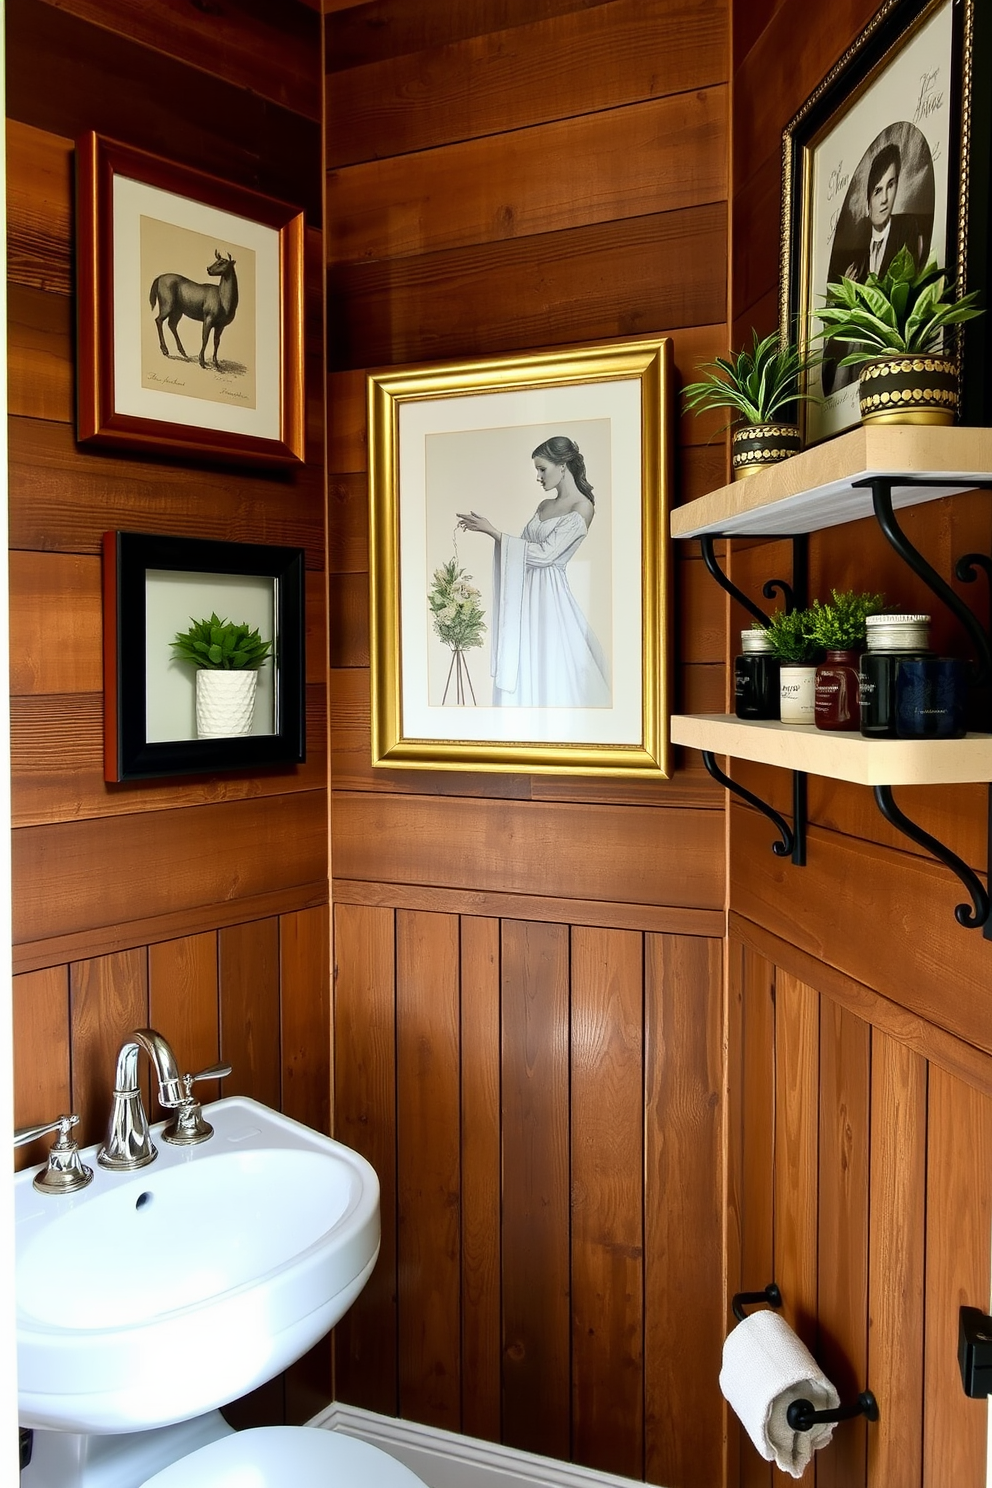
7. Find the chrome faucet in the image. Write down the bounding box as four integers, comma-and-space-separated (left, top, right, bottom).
97, 1028, 185, 1171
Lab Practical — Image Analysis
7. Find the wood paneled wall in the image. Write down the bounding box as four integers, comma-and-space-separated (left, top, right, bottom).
729, 918, 992, 1488
324, 1, 733, 1480
728, 6, 992, 1485
7, 0, 329, 1425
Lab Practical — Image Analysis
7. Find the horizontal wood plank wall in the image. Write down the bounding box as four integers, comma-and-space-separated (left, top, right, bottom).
8, 0, 329, 1428
729, 919, 992, 1488
726, 6, 992, 1485
325, 0, 731, 1479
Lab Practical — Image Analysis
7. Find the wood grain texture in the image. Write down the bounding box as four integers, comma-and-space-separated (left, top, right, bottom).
570, 926, 644, 1479
644, 933, 724, 1488
9, 550, 102, 696
923, 1065, 992, 1486
37, 0, 322, 119
69, 949, 149, 1149
13, 967, 71, 1169
8, 415, 325, 564
328, 204, 727, 371
332, 903, 399, 1415
731, 807, 992, 1058
816, 1000, 870, 1488
395, 911, 462, 1430
7, 283, 72, 424
325, 0, 729, 167
867, 1030, 925, 1488
220, 919, 281, 1110
735, 943, 775, 1488
6, 0, 323, 220
334, 793, 724, 908
327, 87, 727, 264
501, 918, 571, 1460
773, 971, 819, 1353
458, 915, 501, 1443
148, 933, 220, 1118
13, 792, 329, 946
333, 875, 725, 936
11, 686, 328, 830
6, 120, 73, 294
280, 906, 331, 1135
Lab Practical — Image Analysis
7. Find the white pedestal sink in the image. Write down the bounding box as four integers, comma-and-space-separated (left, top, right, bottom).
16, 1096, 379, 1456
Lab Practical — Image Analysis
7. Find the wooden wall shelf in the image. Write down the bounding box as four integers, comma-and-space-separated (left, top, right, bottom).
671, 715, 992, 788
671, 425, 992, 539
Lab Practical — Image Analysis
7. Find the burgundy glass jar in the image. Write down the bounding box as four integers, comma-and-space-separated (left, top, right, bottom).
814, 649, 862, 731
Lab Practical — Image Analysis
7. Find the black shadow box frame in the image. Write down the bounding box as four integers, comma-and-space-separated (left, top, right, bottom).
103, 530, 306, 781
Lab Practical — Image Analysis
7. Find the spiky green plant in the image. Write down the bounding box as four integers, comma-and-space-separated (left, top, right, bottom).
815, 246, 984, 367
805, 589, 886, 652
171, 613, 272, 670
761, 608, 818, 664
681, 330, 819, 426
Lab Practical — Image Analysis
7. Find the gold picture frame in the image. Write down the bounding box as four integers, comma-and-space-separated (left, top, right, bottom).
76, 131, 305, 466
368, 337, 672, 776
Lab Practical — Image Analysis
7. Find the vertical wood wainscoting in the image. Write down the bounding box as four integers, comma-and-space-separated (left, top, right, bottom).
8, 0, 330, 1426
324, 2, 733, 1481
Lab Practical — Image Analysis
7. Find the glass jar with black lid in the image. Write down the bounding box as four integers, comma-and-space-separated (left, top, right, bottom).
859, 613, 932, 737
734, 628, 779, 720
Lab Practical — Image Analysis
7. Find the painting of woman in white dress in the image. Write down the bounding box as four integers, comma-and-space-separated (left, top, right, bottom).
456, 435, 611, 708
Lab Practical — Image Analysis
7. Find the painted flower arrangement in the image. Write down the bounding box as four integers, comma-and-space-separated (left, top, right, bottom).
427, 560, 486, 653
428, 558, 487, 705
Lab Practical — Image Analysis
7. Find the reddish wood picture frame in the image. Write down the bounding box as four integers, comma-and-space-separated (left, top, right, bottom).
76, 131, 305, 466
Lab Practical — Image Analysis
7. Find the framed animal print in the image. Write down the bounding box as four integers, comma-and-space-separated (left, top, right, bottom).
76, 132, 305, 466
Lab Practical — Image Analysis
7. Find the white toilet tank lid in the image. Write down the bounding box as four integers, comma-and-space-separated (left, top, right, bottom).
139, 1426, 428, 1487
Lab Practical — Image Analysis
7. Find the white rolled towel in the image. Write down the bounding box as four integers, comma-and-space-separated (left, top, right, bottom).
719, 1309, 841, 1478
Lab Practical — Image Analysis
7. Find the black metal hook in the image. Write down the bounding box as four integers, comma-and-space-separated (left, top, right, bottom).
787, 1390, 879, 1432
698, 533, 809, 627
731, 1282, 782, 1323
873, 785, 990, 930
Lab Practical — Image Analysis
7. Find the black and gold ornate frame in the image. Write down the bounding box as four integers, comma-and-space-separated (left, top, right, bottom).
781, 0, 990, 443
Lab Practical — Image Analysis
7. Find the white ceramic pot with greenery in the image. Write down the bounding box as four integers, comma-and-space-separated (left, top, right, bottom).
762, 610, 818, 724
682, 331, 817, 480
172, 613, 273, 739
816, 247, 984, 426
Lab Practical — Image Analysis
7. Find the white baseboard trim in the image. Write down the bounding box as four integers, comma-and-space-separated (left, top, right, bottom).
309, 1403, 655, 1488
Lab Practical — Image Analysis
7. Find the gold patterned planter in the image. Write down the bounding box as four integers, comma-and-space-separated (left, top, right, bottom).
858, 355, 959, 426
730, 423, 802, 481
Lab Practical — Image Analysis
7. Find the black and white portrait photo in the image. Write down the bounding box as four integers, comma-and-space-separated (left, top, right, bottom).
787, 0, 956, 444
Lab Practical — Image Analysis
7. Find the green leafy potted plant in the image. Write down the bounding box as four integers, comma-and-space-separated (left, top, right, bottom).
682, 330, 818, 480
761, 608, 819, 724
805, 589, 885, 732
171, 613, 272, 739
815, 246, 984, 425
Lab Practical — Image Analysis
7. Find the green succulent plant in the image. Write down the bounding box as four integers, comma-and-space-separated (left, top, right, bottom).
815, 246, 984, 367
171, 613, 272, 671
804, 589, 886, 652
681, 329, 820, 427
760, 608, 818, 665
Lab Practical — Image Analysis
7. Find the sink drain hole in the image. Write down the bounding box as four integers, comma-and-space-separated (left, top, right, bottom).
135, 1191, 153, 1210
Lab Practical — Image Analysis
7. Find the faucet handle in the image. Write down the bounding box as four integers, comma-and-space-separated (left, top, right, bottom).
184, 1062, 233, 1094
162, 1061, 232, 1147
14, 1113, 94, 1194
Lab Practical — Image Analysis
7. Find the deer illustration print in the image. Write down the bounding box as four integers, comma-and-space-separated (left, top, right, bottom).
149, 250, 239, 370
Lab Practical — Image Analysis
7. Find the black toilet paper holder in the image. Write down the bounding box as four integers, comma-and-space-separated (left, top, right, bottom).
730, 1282, 879, 1432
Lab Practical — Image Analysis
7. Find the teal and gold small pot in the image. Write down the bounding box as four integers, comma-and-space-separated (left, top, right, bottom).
858, 354, 959, 426
730, 423, 802, 481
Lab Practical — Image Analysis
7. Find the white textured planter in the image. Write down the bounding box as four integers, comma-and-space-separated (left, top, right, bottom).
195, 669, 259, 739
779, 664, 817, 724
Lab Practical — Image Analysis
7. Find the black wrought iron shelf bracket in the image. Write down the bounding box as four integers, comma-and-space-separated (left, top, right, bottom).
698, 532, 809, 868
851, 476, 992, 936
698, 532, 809, 627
